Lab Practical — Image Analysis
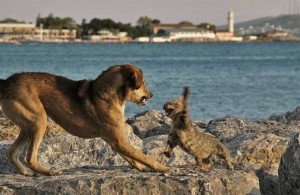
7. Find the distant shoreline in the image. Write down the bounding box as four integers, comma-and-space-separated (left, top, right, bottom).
1, 39, 300, 44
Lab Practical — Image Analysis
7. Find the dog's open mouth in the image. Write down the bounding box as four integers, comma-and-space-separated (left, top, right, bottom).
140, 96, 148, 106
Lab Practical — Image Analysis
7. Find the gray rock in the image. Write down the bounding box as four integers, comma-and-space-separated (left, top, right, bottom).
207, 116, 300, 142
0, 166, 260, 195
127, 110, 171, 138
206, 116, 246, 141
2, 106, 300, 194
256, 164, 281, 195
235, 134, 288, 167
278, 133, 300, 195
269, 106, 300, 123
234, 134, 288, 195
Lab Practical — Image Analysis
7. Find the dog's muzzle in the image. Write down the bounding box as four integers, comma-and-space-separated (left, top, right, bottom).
140, 92, 152, 106
141, 96, 148, 105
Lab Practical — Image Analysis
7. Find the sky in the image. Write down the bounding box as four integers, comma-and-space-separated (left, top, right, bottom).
0, 0, 297, 26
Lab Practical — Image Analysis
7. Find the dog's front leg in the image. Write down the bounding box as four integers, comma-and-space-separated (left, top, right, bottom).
119, 154, 151, 172
110, 136, 170, 173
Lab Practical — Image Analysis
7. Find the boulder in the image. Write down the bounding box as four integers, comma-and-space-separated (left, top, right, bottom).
206, 116, 246, 141
234, 134, 288, 195
278, 133, 300, 195
127, 110, 171, 138
235, 134, 288, 167
0, 166, 260, 195
2, 106, 300, 194
269, 106, 300, 123
207, 116, 300, 141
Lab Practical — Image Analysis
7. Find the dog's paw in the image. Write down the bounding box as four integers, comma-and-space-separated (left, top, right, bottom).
140, 166, 152, 172
21, 170, 35, 177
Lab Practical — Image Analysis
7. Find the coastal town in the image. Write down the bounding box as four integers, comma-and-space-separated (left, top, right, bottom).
0, 11, 299, 43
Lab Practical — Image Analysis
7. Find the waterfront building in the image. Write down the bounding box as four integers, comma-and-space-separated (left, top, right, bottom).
150, 23, 215, 42
34, 29, 77, 41
156, 28, 215, 41
0, 23, 35, 40
152, 24, 197, 34
0, 23, 77, 42
266, 30, 290, 38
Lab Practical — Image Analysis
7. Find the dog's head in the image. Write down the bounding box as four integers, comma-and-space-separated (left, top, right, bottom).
163, 97, 184, 120
121, 64, 153, 106
95, 64, 152, 106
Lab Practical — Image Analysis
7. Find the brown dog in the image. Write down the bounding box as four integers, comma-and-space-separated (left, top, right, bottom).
0, 64, 170, 176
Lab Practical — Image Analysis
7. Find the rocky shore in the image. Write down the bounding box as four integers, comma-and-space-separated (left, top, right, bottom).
1, 107, 300, 194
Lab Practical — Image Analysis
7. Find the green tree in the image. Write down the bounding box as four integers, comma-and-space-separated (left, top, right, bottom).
36, 14, 77, 30
0, 18, 25, 23
61, 17, 77, 29
198, 22, 216, 32
136, 16, 153, 36
81, 18, 89, 35
88, 18, 102, 34
137, 16, 152, 27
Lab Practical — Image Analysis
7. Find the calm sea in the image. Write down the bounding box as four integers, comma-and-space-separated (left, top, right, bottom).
0, 42, 299, 120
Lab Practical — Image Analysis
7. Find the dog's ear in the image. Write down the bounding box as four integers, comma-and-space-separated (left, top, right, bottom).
128, 69, 143, 89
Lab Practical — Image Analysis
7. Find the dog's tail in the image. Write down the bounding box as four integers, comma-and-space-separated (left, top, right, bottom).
180, 86, 191, 127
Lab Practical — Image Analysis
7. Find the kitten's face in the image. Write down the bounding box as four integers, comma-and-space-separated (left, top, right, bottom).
163, 97, 183, 119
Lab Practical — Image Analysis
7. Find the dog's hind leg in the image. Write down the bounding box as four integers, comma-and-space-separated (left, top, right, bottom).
6, 130, 33, 176
24, 110, 62, 176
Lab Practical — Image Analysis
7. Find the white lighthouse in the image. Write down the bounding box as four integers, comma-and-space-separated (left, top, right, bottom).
228, 10, 234, 33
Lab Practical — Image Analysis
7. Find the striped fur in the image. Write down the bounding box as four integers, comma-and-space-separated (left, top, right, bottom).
161, 87, 234, 171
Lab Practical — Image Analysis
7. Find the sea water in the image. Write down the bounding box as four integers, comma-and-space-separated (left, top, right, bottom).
0, 42, 299, 120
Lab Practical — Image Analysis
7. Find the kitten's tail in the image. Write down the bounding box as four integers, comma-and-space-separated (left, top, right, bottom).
181, 86, 191, 126
183, 86, 190, 104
